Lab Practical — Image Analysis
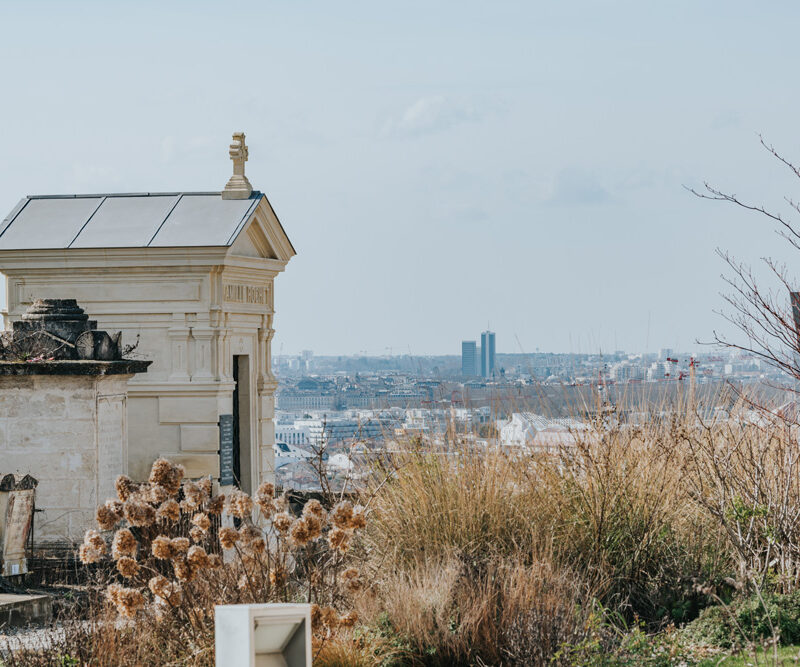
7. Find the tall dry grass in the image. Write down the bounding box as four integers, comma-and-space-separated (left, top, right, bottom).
362, 445, 541, 566
361, 555, 596, 666
356, 405, 742, 664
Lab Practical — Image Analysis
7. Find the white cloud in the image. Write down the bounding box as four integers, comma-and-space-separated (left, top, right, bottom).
384, 96, 478, 137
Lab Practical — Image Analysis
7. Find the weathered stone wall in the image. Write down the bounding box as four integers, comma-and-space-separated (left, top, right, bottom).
0, 374, 131, 542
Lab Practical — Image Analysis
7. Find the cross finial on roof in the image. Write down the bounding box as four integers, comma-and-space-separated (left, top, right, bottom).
222, 132, 253, 200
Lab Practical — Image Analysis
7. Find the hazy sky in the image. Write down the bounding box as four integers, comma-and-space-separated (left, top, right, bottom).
2, 1, 800, 355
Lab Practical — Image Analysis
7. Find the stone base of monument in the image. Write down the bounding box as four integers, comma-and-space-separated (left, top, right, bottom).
0, 593, 52, 629
0, 299, 151, 543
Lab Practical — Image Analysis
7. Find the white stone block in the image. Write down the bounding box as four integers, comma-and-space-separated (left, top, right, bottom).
159, 397, 219, 424
180, 425, 219, 452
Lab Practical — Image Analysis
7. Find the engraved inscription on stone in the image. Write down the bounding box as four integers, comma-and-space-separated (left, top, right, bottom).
218, 414, 235, 486
223, 283, 268, 305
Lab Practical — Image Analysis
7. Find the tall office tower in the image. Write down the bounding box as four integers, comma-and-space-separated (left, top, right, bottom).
461, 340, 477, 376
481, 330, 496, 378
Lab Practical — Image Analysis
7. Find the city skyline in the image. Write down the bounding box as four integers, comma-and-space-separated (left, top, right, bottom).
3, 2, 800, 356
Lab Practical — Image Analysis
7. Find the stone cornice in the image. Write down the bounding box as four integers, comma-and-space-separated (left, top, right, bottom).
0, 359, 152, 376
0, 246, 232, 271
0, 247, 288, 275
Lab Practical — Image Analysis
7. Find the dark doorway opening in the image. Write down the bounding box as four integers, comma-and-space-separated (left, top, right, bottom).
232, 356, 242, 488
232, 355, 252, 494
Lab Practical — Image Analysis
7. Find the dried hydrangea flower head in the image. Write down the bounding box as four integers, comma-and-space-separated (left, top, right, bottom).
197, 476, 213, 498
170, 537, 190, 557
123, 498, 156, 527
189, 526, 205, 543
206, 494, 225, 515
96, 503, 120, 531
207, 553, 223, 569
349, 505, 367, 531
79, 529, 107, 564
341, 567, 363, 594
321, 606, 340, 630
289, 518, 312, 547
256, 481, 274, 500
302, 513, 322, 541
106, 583, 122, 605
182, 481, 205, 511
191, 512, 211, 532
239, 524, 262, 546
151, 535, 174, 560
272, 493, 288, 513
173, 558, 195, 582
187, 545, 210, 569
115, 475, 138, 502
331, 501, 354, 530
156, 498, 181, 523
219, 526, 240, 550
149, 575, 183, 607
302, 499, 327, 525
149, 458, 184, 495
272, 512, 292, 534
146, 485, 169, 505
111, 528, 137, 559
227, 489, 254, 519
107, 584, 144, 619
327, 528, 350, 553
255, 482, 275, 516
148, 575, 169, 597
116, 556, 140, 578
106, 499, 123, 515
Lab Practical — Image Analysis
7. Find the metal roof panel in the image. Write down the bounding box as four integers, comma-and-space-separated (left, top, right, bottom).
70, 195, 180, 248
0, 197, 104, 249
149, 193, 261, 247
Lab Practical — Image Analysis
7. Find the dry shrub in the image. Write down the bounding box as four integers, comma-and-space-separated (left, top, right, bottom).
313, 628, 406, 667
539, 419, 731, 623
1, 459, 368, 666
679, 413, 800, 591
371, 555, 594, 666
363, 411, 732, 643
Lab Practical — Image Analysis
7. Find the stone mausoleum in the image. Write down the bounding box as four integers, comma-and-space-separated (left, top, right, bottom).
0, 133, 295, 497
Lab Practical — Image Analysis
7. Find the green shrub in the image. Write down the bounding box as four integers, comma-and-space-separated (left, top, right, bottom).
682, 592, 800, 648
555, 613, 717, 666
